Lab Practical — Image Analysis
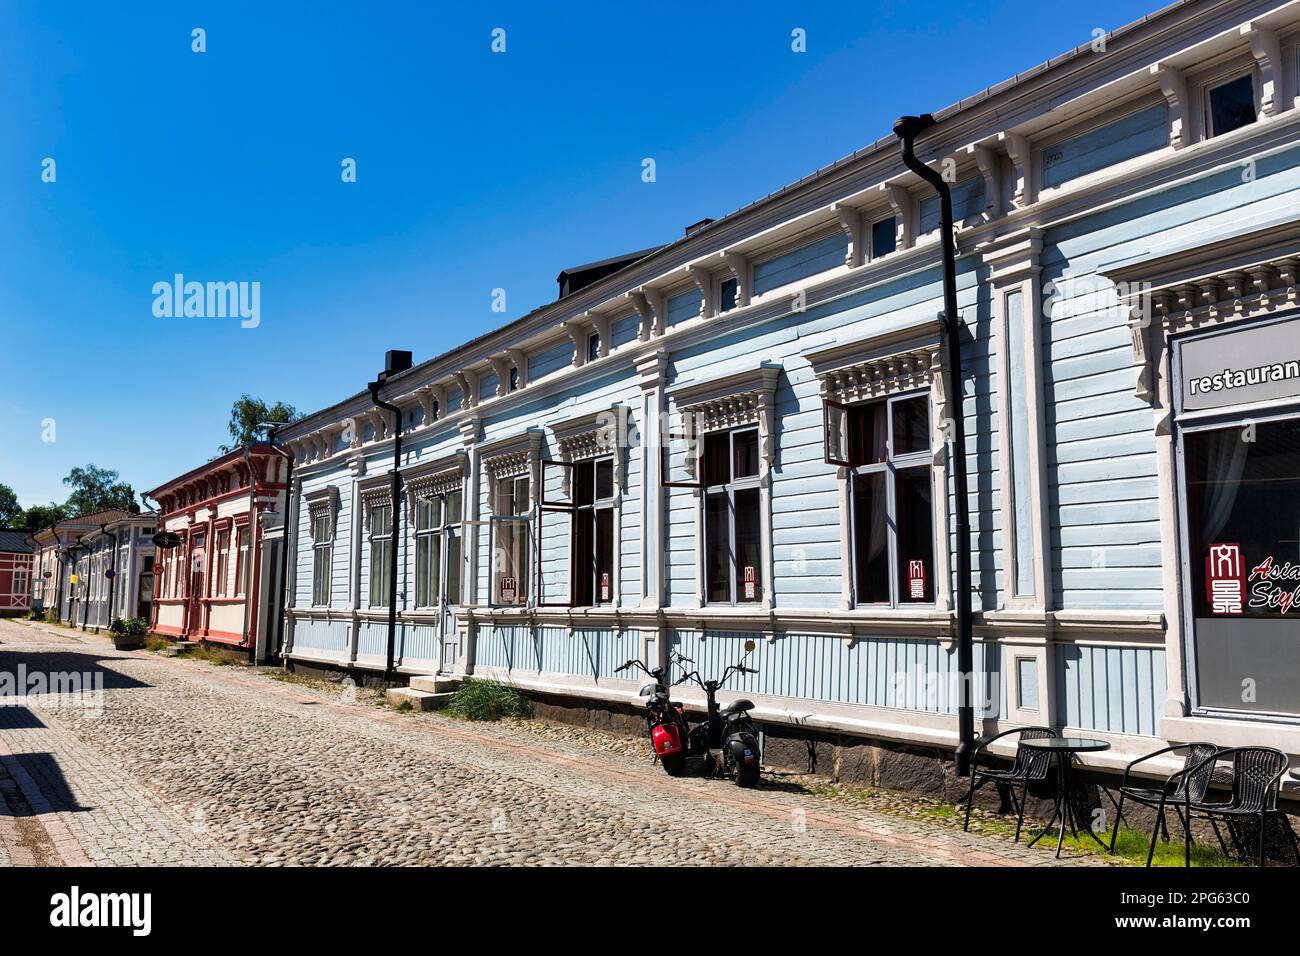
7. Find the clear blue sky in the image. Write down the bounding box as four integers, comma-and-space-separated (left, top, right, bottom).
0, 0, 1159, 509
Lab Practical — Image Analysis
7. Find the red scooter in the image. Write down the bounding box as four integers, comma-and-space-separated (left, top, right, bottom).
616, 655, 763, 787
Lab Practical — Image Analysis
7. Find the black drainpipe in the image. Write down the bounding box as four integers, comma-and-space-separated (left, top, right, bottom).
368, 378, 403, 684
104, 522, 119, 628
894, 114, 975, 777
264, 425, 294, 666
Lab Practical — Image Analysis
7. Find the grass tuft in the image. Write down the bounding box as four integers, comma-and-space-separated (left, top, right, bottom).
443, 678, 532, 721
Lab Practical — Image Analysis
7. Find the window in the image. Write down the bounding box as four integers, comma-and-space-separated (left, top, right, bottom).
871, 216, 897, 259
1207, 74, 1256, 138
827, 393, 935, 605
368, 503, 392, 607
719, 276, 738, 312
508, 367, 520, 392
431, 398, 441, 421
414, 489, 462, 608
214, 528, 230, 596
234, 527, 250, 597
491, 475, 530, 606
587, 333, 601, 363
311, 514, 332, 606
572, 457, 615, 605
1183, 416, 1300, 716
703, 428, 763, 604
13, 568, 29, 598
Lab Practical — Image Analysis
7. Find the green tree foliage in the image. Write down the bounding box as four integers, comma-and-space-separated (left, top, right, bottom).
62, 464, 136, 515
221, 395, 297, 453
0, 483, 21, 526
22, 502, 72, 529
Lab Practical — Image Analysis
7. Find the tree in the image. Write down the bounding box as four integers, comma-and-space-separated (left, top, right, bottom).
221, 395, 297, 453
0, 484, 21, 526
63, 464, 136, 516
23, 502, 71, 529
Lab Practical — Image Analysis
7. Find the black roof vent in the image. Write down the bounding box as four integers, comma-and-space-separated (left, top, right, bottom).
556, 245, 665, 299
684, 218, 715, 236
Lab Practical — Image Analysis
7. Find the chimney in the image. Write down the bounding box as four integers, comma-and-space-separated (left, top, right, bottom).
384, 350, 413, 377
684, 218, 715, 237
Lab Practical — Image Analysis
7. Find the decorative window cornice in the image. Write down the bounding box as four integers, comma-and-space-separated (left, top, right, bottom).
806, 320, 947, 410
1103, 219, 1300, 406
551, 406, 631, 489
402, 452, 467, 509
669, 363, 781, 467
480, 429, 544, 480
305, 485, 339, 539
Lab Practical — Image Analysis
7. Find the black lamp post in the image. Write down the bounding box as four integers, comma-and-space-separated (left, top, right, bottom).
894, 114, 975, 777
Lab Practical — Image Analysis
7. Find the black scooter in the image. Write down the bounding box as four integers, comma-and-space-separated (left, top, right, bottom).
616, 654, 762, 787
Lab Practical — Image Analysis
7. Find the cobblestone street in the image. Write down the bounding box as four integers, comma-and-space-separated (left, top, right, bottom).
0, 617, 1106, 867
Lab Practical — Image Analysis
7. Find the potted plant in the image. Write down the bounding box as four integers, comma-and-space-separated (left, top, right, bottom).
108, 616, 147, 650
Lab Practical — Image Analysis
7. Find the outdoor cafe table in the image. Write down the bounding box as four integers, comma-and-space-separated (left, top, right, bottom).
1019, 736, 1111, 858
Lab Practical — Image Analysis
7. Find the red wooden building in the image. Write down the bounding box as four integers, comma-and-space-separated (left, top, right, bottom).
0, 530, 34, 616
146, 445, 288, 658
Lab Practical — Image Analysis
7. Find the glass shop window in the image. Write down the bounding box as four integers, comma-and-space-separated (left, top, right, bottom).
1183, 416, 1300, 716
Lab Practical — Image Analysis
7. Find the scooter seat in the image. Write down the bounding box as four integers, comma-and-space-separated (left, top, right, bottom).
722, 698, 755, 715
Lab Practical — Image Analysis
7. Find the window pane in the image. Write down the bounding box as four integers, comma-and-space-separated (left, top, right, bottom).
891, 396, 930, 456
896, 466, 934, 603
849, 403, 887, 467
415, 499, 432, 531
370, 538, 390, 606
493, 519, 528, 605
1209, 74, 1256, 137
704, 432, 730, 487
415, 535, 431, 607
720, 277, 738, 311
595, 508, 614, 603
735, 487, 761, 602
853, 471, 890, 602
733, 429, 759, 479
446, 532, 461, 605
429, 531, 442, 604
574, 460, 594, 507
595, 458, 614, 500
446, 490, 462, 524
574, 509, 594, 606
871, 217, 897, 259
705, 491, 730, 603
587, 333, 601, 362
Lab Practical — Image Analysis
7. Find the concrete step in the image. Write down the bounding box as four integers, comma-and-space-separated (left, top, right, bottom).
385, 687, 455, 711
408, 675, 459, 694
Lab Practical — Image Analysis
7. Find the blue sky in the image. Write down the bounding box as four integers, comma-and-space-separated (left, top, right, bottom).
0, 0, 1159, 509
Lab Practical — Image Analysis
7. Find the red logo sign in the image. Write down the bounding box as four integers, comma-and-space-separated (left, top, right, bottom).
907, 560, 926, 600
500, 576, 517, 605
600, 572, 611, 602
743, 566, 757, 600
1206, 543, 1245, 615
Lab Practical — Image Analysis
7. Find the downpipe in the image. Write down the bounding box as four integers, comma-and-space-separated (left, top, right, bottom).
894, 114, 975, 777
367, 381, 403, 684
264, 425, 294, 667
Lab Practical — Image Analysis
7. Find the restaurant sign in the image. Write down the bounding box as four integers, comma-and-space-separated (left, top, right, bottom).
1178, 312, 1300, 413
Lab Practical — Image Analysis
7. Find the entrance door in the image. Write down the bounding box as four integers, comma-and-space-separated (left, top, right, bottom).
439, 525, 461, 673
186, 533, 206, 638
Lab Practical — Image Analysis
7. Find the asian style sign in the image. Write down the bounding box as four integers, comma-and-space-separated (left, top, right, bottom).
907, 560, 926, 600
1205, 543, 1245, 615
743, 566, 756, 600
1207, 545, 1300, 616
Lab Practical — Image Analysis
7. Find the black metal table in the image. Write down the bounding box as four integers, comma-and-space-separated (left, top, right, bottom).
1020, 736, 1111, 858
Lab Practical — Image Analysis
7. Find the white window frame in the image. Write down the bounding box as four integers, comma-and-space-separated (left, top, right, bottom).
490, 473, 531, 608
702, 427, 764, 606
366, 501, 392, 609
310, 514, 332, 607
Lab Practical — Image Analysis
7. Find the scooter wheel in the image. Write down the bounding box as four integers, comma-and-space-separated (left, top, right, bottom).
734, 760, 760, 788
660, 752, 686, 777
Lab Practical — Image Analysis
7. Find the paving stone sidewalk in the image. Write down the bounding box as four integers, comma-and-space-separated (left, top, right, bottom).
0, 617, 1107, 867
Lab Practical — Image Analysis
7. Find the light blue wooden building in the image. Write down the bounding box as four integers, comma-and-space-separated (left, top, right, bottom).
277, 0, 1300, 780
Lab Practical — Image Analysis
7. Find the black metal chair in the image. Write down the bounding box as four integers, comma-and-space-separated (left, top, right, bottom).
1106, 742, 1218, 867
1183, 747, 1299, 867
962, 726, 1057, 841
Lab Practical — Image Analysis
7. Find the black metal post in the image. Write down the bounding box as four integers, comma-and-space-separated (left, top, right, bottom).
368, 380, 403, 684
104, 522, 119, 627
894, 114, 975, 777
264, 425, 294, 665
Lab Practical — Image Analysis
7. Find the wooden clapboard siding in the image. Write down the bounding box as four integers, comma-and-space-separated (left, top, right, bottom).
1041, 103, 1169, 190
751, 232, 847, 296
670, 629, 1006, 717
1055, 643, 1166, 736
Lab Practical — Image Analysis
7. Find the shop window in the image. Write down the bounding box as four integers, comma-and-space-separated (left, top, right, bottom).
1207, 74, 1256, 138
491, 475, 530, 606
367, 504, 391, 607
703, 428, 763, 605
310, 514, 331, 607
825, 392, 935, 605
1183, 416, 1300, 716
